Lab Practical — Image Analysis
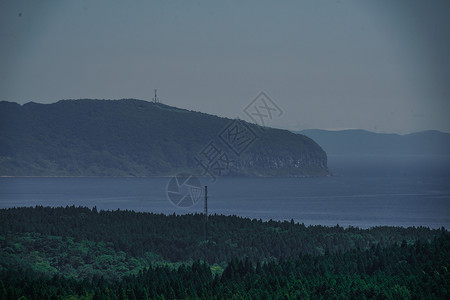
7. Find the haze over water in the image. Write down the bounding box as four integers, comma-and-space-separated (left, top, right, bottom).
1, 155, 449, 229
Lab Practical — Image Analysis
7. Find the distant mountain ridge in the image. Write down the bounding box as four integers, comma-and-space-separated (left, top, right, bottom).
0, 99, 329, 176
297, 129, 450, 156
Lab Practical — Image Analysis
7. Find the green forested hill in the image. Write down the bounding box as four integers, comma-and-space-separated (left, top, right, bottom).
0, 207, 448, 299
0, 99, 328, 176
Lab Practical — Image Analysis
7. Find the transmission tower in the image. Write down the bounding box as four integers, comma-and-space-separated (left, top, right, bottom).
204, 186, 208, 222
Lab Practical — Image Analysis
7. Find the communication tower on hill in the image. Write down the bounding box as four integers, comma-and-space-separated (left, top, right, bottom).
153, 89, 160, 103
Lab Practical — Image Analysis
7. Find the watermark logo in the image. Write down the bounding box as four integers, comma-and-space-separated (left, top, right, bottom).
194, 141, 233, 182
166, 173, 202, 208
166, 91, 283, 207
193, 119, 260, 182
219, 119, 258, 156
244, 91, 283, 127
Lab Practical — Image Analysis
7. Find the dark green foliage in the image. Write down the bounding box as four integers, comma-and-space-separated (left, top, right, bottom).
0, 232, 151, 282
0, 206, 441, 268
0, 206, 448, 298
1, 234, 449, 299
0, 99, 328, 176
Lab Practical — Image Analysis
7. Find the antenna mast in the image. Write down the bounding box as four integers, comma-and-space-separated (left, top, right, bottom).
153, 89, 159, 103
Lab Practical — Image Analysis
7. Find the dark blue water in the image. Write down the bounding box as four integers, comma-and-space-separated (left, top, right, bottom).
0, 155, 449, 228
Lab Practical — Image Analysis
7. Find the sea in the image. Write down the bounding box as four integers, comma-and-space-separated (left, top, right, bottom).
1, 155, 449, 229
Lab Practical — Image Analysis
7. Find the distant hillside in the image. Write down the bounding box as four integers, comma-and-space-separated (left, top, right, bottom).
0, 99, 329, 176
298, 129, 450, 156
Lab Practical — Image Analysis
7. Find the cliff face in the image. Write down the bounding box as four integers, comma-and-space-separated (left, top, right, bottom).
0, 99, 329, 177
233, 140, 328, 176
232, 154, 328, 176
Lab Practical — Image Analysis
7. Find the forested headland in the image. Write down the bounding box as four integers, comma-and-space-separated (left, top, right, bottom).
0, 100, 328, 177
0, 206, 448, 299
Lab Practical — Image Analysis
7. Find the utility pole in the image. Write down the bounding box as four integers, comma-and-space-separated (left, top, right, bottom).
204, 186, 208, 245
204, 186, 208, 222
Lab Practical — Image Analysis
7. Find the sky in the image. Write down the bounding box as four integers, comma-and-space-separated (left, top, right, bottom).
1, 0, 449, 134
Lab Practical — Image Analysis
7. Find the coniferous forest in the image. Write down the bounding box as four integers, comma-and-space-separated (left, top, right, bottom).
0, 206, 449, 299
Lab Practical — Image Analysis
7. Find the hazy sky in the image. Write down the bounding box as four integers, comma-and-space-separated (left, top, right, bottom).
1, 0, 449, 134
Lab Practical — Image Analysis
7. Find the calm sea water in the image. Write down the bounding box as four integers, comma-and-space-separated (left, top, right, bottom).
0, 156, 449, 229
